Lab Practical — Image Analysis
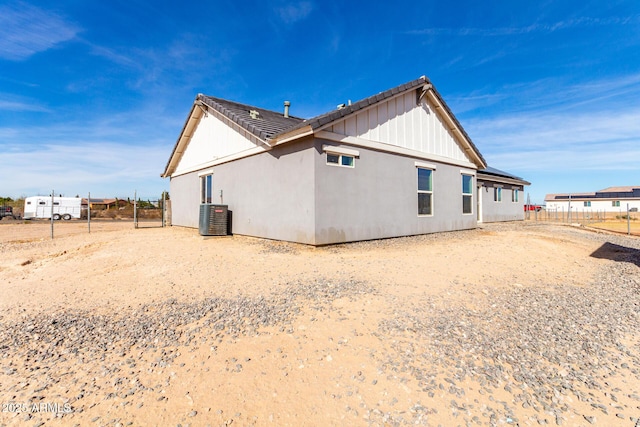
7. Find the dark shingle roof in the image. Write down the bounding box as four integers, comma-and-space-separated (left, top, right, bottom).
546, 186, 640, 201
268, 76, 486, 167
478, 166, 530, 185
198, 95, 305, 141
281, 77, 430, 135
479, 166, 524, 180
175, 77, 489, 171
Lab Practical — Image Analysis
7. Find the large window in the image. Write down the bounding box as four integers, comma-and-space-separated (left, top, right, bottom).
417, 168, 433, 215
462, 174, 473, 214
200, 174, 213, 204
494, 187, 502, 202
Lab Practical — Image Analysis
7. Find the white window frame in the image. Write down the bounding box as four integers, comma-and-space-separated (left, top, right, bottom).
462, 174, 473, 215
584, 201, 591, 207
494, 187, 502, 202
323, 145, 358, 168
199, 170, 213, 204
512, 189, 519, 203
326, 152, 355, 167
417, 166, 434, 216
612, 200, 620, 207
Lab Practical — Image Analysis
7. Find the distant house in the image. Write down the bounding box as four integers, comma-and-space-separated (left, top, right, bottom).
81, 198, 127, 210
162, 76, 530, 245
545, 186, 640, 212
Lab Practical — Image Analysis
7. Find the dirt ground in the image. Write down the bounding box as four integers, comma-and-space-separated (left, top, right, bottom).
0, 220, 639, 426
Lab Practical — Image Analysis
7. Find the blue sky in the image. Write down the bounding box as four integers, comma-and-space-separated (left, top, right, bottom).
1, 0, 638, 203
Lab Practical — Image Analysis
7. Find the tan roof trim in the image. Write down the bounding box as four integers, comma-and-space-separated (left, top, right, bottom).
267, 124, 313, 146
162, 100, 272, 178
161, 102, 204, 178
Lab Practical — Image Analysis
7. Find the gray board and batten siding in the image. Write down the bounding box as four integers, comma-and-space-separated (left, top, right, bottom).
164, 76, 530, 245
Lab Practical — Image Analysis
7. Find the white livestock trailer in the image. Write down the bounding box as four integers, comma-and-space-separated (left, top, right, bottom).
24, 196, 83, 220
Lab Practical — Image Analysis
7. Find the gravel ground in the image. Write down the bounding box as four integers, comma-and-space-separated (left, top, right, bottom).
376, 231, 640, 425
0, 222, 639, 426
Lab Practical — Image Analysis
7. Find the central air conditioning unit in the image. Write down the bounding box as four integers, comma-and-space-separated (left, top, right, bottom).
199, 204, 229, 236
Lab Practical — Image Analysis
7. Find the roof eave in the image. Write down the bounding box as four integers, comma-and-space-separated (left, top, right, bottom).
161, 100, 204, 178
424, 88, 487, 169
477, 172, 531, 187
164, 76, 490, 175
267, 124, 314, 146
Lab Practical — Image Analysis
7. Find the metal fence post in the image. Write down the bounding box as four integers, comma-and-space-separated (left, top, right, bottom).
134, 190, 138, 229
628, 204, 631, 235
51, 190, 54, 239
88, 191, 91, 233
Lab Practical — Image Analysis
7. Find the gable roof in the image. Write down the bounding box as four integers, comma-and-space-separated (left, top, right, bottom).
163, 76, 487, 177
268, 76, 486, 167
275, 77, 430, 136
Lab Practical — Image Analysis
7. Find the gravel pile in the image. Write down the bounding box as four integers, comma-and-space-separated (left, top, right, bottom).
375, 227, 640, 426
0, 278, 372, 424
0, 278, 371, 358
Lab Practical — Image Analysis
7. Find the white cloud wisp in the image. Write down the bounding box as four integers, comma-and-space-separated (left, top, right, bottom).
0, 2, 80, 61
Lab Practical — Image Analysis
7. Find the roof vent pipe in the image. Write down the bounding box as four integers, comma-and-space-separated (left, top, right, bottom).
284, 101, 291, 118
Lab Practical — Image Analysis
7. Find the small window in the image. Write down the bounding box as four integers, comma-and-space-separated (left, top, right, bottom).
512, 189, 519, 203
39, 201, 46, 205
612, 200, 621, 207
417, 168, 433, 216
494, 187, 502, 202
53, 202, 60, 206
462, 174, 473, 214
341, 155, 354, 167
200, 174, 213, 204
584, 201, 591, 207
326, 152, 354, 168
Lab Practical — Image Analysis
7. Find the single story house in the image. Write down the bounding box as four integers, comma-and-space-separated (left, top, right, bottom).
545, 186, 640, 212
162, 76, 529, 245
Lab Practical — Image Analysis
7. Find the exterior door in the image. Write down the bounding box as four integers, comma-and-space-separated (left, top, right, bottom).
477, 185, 483, 223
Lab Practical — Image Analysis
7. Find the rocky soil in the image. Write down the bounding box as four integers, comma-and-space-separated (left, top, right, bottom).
0, 221, 638, 426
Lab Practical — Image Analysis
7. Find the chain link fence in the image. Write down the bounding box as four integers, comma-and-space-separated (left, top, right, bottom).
527, 205, 639, 236
0, 191, 170, 239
